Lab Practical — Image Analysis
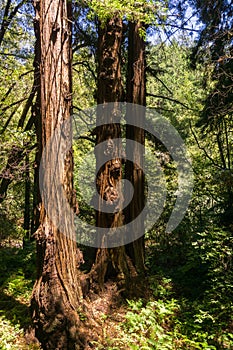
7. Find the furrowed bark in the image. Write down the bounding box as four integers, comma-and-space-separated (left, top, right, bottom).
125, 21, 146, 275
31, 1, 84, 349
90, 17, 131, 288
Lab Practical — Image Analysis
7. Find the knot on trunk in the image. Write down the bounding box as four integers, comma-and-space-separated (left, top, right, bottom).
104, 186, 119, 206
104, 139, 114, 156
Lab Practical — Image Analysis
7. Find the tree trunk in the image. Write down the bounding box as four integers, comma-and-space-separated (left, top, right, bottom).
90, 17, 131, 288
23, 152, 30, 244
30, 11, 42, 236
125, 21, 146, 275
30, 103, 41, 235
31, 1, 83, 349
0, 145, 28, 203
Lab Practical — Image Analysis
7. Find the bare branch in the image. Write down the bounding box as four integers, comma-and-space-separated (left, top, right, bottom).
73, 60, 97, 80
189, 121, 223, 169
0, 70, 33, 108
0, 105, 20, 134
0, 0, 25, 47
1, 97, 27, 113
79, 135, 95, 143
17, 84, 37, 128
147, 66, 173, 95
147, 92, 196, 111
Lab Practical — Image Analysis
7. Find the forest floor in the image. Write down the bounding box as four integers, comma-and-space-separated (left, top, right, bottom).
0, 239, 232, 350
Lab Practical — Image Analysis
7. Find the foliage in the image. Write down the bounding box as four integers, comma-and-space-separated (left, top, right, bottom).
0, 244, 40, 349
85, 0, 168, 27
106, 266, 233, 349
0, 0, 35, 242
188, 0, 233, 228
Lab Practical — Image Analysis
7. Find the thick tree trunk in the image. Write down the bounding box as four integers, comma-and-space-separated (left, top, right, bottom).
90, 17, 131, 288
125, 21, 146, 275
31, 1, 83, 349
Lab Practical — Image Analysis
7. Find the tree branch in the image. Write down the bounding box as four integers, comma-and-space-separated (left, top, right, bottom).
147, 92, 195, 110
0, 0, 25, 47
73, 60, 97, 80
0, 105, 20, 134
17, 84, 37, 128
0, 70, 33, 108
79, 135, 95, 143
189, 121, 223, 169
1, 97, 27, 113
0, 143, 36, 203
147, 66, 173, 95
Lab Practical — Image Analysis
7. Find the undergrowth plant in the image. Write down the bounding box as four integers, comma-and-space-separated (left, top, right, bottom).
106, 268, 233, 350
0, 245, 40, 350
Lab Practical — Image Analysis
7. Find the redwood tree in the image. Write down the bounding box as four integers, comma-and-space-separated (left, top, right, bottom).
90, 16, 132, 288
31, 1, 83, 349
125, 21, 146, 274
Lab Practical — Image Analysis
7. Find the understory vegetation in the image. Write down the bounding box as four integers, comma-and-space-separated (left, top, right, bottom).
0, 226, 232, 349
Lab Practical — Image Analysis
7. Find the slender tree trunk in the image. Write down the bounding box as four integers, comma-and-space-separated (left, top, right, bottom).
0, 145, 28, 203
125, 21, 146, 275
30, 103, 41, 235
30, 10, 42, 235
31, 1, 83, 349
23, 152, 31, 244
90, 17, 131, 288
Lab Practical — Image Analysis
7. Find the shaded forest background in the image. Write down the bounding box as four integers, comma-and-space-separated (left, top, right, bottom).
0, 0, 232, 349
